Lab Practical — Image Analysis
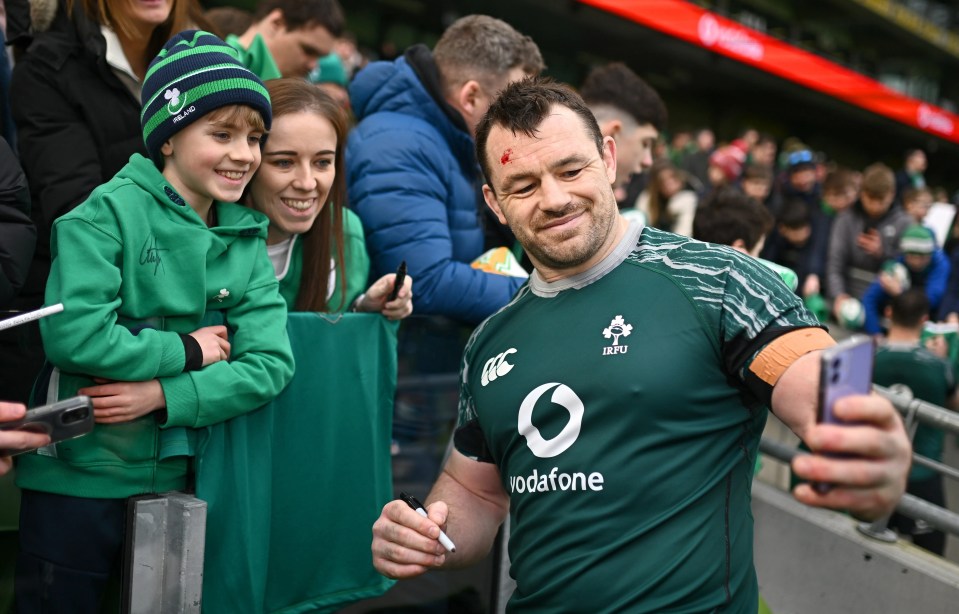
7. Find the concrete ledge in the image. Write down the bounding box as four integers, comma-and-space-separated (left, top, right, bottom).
753, 481, 959, 613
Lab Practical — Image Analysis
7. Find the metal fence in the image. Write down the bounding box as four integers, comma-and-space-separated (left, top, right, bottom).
760, 382, 959, 541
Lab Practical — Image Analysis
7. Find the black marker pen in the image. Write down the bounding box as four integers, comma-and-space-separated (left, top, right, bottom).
399, 491, 456, 552
387, 261, 407, 302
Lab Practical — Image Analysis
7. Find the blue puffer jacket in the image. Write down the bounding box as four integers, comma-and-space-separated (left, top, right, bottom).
346, 48, 524, 324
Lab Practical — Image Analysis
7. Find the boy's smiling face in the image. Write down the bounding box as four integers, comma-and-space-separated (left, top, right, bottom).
160, 107, 265, 213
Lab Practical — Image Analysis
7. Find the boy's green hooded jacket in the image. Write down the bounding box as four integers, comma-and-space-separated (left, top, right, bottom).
18, 154, 295, 498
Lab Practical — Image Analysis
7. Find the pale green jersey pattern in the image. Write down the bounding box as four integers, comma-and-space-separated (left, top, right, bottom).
455, 223, 821, 613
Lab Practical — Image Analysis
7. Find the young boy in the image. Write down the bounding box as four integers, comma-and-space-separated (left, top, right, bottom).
902, 186, 933, 225
15, 31, 295, 609
692, 187, 799, 291
860, 224, 949, 335
819, 167, 858, 220
740, 163, 774, 207
760, 197, 830, 298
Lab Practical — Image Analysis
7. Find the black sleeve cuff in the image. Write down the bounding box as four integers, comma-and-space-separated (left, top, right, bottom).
179, 333, 203, 372
453, 418, 495, 463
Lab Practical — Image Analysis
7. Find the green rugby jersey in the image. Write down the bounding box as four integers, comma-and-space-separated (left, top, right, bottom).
874, 342, 954, 482
455, 222, 821, 613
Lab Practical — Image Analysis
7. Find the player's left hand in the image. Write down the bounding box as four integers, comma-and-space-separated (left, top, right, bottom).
791, 393, 911, 521
79, 379, 167, 424
356, 273, 414, 320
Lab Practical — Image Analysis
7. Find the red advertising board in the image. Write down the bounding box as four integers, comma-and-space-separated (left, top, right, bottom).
578, 0, 959, 144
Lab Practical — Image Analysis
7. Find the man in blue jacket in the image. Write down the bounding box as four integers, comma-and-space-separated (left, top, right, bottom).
346, 15, 544, 324
861, 224, 950, 335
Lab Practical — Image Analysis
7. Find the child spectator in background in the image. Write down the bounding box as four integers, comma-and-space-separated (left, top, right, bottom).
693, 187, 798, 291
902, 186, 933, 225
14, 32, 295, 610
706, 144, 745, 195
779, 149, 821, 211
740, 163, 774, 210
694, 187, 770, 256
861, 225, 949, 335
819, 167, 858, 220
875, 289, 955, 555
748, 132, 777, 170
760, 197, 829, 299
635, 160, 697, 237
826, 162, 912, 317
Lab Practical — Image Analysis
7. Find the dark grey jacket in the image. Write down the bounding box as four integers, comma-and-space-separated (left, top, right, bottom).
0, 138, 34, 309
825, 202, 912, 300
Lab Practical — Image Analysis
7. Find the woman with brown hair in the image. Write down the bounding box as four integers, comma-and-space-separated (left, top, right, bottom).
635, 160, 698, 237
246, 78, 412, 316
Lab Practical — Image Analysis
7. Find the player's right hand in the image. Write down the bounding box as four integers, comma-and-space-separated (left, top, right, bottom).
371, 499, 448, 579
188, 325, 231, 366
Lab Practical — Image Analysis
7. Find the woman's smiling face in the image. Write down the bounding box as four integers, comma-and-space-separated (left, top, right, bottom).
248, 110, 338, 245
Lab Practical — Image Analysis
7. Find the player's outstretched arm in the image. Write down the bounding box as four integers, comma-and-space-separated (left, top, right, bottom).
771, 350, 911, 521
372, 449, 509, 578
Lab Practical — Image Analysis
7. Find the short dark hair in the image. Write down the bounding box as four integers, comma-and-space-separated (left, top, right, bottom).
777, 198, 811, 230
206, 7, 253, 38
253, 0, 345, 37
433, 15, 544, 93
822, 167, 855, 195
475, 77, 603, 191
889, 288, 929, 328
693, 187, 772, 251
742, 163, 773, 183
904, 148, 925, 162
755, 132, 776, 147
579, 62, 667, 131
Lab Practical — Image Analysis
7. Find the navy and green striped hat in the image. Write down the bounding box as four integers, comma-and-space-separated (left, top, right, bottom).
141, 30, 272, 166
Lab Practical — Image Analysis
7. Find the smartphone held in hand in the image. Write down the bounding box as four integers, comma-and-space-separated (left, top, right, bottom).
814, 335, 875, 492
0, 395, 94, 456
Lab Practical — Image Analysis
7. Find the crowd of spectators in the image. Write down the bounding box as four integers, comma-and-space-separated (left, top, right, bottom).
0, 0, 950, 609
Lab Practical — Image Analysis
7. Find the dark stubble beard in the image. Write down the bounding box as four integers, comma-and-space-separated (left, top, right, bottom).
513, 192, 619, 272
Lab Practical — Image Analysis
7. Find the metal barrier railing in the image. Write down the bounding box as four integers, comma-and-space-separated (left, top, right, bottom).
760, 382, 959, 542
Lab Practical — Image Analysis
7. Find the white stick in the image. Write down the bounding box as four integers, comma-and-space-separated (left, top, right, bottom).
0, 303, 64, 331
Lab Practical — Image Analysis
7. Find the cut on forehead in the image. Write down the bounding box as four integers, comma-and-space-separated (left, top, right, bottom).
483, 108, 602, 196
476, 77, 603, 189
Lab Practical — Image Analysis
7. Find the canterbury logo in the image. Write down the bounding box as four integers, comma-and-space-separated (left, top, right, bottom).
518, 383, 584, 458
481, 348, 516, 386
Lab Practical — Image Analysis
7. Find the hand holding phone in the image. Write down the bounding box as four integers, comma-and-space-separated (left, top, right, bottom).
0, 396, 94, 456
814, 335, 875, 493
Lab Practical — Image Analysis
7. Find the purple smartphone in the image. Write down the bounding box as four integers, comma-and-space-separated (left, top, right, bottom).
814, 335, 875, 493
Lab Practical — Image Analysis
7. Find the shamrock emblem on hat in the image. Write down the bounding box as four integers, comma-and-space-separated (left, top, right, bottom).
164, 87, 187, 115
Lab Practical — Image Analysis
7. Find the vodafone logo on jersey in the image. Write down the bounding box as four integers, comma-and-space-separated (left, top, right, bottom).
510, 382, 605, 494
697, 14, 764, 62
518, 383, 584, 458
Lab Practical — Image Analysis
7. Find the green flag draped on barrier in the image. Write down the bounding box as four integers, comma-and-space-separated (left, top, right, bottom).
197, 312, 397, 613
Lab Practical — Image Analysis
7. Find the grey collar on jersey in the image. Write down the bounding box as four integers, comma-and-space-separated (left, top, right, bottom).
529, 218, 644, 298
